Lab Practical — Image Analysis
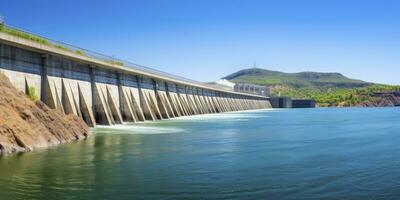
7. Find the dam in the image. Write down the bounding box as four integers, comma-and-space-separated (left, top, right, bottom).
0, 25, 271, 127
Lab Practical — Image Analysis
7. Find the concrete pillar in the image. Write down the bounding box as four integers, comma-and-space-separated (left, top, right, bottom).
185, 87, 199, 115
78, 84, 96, 127
90, 66, 96, 120
211, 91, 222, 113
165, 82, 181, 117
40, 54, 48, 102
93, 83, 113, 125
137, 76, 158, 120
117, 72, 135, 122
154, 80, 171, 119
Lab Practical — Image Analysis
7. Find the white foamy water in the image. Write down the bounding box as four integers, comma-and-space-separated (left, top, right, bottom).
170, 109, 274, 122
94, 124, 185, 135
92, 109, 278, 134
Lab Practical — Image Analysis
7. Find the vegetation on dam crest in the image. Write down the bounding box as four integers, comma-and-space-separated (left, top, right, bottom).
0, 73, 90, 155
0, 24, 124, 66
225, 68, 400, 107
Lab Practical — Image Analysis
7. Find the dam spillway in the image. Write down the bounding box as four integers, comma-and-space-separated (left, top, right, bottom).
0, 25, 271, 127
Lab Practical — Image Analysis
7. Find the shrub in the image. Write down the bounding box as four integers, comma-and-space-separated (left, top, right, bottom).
53, 44, 72, 52
28, 86, 39, 102
75, 50, 85, 56
105, 59, 124, 66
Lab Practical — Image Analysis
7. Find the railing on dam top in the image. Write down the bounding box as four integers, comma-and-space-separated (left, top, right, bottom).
0, 23, 229, 91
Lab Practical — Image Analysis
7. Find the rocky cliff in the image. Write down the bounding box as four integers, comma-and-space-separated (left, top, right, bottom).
357, 92, 400, 107
0, 73, 90, 155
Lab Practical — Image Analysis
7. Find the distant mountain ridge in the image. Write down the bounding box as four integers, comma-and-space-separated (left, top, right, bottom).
223, 68, 372, 88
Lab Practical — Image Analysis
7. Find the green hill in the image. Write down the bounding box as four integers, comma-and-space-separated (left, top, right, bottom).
224, 68, 400, 107
224, 68, 371, 88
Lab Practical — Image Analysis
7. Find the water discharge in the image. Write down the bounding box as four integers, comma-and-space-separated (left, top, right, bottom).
1, 108, 400, 199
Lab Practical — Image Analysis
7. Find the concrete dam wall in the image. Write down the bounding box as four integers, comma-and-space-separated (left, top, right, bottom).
0, 31, 271, 127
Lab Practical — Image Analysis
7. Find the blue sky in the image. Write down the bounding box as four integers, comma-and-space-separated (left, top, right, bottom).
1, 0, 399, 84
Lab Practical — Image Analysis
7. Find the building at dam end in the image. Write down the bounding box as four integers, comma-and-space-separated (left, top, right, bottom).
0, 24, 271, 127
234, 83, 270, 97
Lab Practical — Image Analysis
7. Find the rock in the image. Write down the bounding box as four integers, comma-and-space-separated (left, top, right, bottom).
0, 72, 90, 155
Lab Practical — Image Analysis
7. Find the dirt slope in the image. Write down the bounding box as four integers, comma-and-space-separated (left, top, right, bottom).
0, 73, 90, 154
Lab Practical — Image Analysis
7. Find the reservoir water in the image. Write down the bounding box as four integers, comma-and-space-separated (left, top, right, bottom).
1, 108, 400, 199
